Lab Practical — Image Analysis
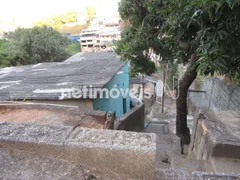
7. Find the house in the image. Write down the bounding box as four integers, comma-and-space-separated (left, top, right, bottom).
130, 75, 158, 100
80, 25, 121, 52
79, 28, 99, 52
0, 52, 130, 119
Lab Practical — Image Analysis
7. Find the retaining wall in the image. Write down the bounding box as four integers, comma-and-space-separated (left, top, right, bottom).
189, 77, 240, 111
188, 110, 240, 160
0, 122, 156, 179
114, 103, 145, 132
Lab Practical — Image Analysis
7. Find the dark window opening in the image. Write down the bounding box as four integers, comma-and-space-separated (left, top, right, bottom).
123, 97, 127, 114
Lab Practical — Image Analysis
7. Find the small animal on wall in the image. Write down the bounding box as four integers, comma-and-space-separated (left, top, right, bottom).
103, 112, 115, 129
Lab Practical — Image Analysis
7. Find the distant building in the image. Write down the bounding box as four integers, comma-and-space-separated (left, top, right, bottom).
80, 17, 121, 52
0, 52, 130, 119
95, 27, 121, 51
80, 28, 100, 52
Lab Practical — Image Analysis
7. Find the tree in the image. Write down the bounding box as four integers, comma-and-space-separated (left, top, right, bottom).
60, 10, 79, 24
86, 6, 96, 22
33, 11, 79, 29
6, 26, 71, 65
116, 0, 240, 153
0, 39, 12, 67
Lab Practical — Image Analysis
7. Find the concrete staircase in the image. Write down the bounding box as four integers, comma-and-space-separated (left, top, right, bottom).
210, 157, 240, 174
171, 157, 212, 174
144, 120, 240, 180
153, 133, 240, 179
144, 99, 240, 180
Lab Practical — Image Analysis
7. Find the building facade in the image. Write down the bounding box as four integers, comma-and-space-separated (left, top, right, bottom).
93, 63, 130, 119
80, 26, 121, 52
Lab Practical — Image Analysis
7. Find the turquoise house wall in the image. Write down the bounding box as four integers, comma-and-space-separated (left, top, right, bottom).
93, 63, 130, 119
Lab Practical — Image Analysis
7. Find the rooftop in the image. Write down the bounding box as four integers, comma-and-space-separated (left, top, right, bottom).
0, 52, 125, 101
0, 102, 106, 128
130, 75, 158, 84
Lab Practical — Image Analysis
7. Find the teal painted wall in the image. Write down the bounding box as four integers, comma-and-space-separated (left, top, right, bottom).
93, 63, 130, 119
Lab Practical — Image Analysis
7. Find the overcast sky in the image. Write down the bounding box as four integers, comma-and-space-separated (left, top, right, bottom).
0, 0, 120, 26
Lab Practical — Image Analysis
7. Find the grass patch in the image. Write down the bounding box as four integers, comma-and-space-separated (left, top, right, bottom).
66, 42, 81, 55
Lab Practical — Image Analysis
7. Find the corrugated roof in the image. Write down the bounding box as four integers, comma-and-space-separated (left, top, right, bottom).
0, 52, 125, 101
130, 75, 158, 84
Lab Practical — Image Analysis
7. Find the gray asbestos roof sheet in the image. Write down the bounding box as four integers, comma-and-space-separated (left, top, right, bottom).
0, 52, 125, 101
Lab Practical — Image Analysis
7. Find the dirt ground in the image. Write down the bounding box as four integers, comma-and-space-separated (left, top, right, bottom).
0, 108, 104, 129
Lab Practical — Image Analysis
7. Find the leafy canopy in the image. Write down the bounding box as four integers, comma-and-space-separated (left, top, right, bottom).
33, 10, 79, 29
116, 0, 240, 82
86, 6, 96, 22
3, 26, 71, 66
0, 39, 12, 67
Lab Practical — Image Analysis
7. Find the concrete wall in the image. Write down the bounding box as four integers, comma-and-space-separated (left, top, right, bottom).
114, 103, 145, 132
188, 110, 240, 160
0, 123, 156, 179
93, 63, 130, 119
189, 77, 240, 111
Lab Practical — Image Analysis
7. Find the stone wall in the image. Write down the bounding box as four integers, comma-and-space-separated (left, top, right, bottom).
0, 122, 156, 179
188, 110, 240, 160
189, 77, 240, 111
114, 103, 145, 132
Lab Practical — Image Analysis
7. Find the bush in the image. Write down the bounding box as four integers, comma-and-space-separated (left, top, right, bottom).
66, 42, 81, 55
6, 26, 71, 65
0, 39, 13, 67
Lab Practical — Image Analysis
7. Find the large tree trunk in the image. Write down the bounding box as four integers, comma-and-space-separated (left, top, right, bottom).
176, 54, 197, 154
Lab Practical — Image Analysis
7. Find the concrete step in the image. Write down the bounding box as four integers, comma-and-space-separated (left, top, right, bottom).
171, 157, 212, 174
144, 121, 169, 134
210, 157, 240, 174
192, 171, 240, 180
155, 169, 240, 180
155, 169, 189, 180
155, 134, 181, 169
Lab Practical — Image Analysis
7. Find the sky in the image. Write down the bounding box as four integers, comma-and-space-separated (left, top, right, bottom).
0, 0, 120, 28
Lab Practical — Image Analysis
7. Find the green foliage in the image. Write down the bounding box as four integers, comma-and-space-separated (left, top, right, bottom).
60, 11, 79, 24
58, 23, 89, 34
116, 0, 240, 82
33, 11, 79, 29
159, 0, 240, 80
115, 0, 162, 76
0, 39, 13, 67
66, 42, 81, 55
86, 6, 96, 22
4, 26, 71, 66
